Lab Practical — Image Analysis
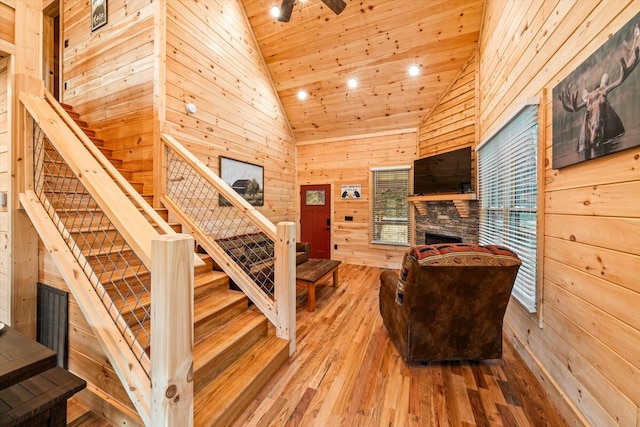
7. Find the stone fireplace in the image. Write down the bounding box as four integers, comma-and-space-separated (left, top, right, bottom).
414, 200, 479, 244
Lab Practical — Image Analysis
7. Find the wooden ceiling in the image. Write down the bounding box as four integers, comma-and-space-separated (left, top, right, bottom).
242, 0, 484, 143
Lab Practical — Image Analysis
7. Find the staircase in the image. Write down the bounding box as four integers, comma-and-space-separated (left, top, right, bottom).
54, 104, 290, 426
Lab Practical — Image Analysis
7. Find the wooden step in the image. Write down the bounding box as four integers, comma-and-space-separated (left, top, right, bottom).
193, 310, 268, 385
89, 136, 104, 147
62, 108, 80, 120
97, 146, 112, 157
114, 168, 133, 180
193, 334, 289, 427
195, 253, 214, 272
108, 157, 124, 169
194, 289, 248, 337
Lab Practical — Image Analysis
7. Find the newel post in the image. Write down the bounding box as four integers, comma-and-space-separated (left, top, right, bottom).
275, 221, 296, 355
151, 235, 194, 427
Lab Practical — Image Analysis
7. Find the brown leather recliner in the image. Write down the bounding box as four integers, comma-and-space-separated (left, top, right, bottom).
379, 243, 521, 363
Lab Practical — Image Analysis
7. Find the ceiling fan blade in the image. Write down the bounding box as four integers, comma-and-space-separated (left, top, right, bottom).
277, 0, 295, 22
321, 0, 347, 15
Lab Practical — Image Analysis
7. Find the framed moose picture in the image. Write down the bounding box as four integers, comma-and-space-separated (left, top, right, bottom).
552, 11, 640, 169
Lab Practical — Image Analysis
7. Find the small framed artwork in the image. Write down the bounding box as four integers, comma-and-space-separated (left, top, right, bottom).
220, 156, 264, 206
340, 184, 362, 199
91, 0, 108, 32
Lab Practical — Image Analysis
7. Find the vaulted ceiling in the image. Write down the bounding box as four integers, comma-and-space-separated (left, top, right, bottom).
241, 0, 484, 143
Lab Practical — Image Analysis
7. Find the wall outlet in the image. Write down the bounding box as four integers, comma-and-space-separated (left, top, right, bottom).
334, 244, 338, 250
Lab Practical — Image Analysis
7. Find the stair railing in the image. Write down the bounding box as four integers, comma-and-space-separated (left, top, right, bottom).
160, 133, 296, 354
19, 93, 195, 426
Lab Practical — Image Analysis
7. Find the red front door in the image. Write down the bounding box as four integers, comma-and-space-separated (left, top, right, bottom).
300, 184, 331, 259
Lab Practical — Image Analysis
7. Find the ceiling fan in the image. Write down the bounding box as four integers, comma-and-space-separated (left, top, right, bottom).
277, 0, 347, 22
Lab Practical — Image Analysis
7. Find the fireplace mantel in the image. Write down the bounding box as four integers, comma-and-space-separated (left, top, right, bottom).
407, 193, 477, 217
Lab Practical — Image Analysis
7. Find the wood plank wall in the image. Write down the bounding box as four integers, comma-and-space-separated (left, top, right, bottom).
62, 0, 155, 184
480, 1, 640, 425
417, 50, 477, 164
0, 1, 15, 45
164, 0, 296, 224
0, 57, 8, 324
297, 132, 417, 269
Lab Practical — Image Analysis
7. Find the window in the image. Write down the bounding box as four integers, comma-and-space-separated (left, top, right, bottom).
477, 100, 539, 312
305, 190, 325, 205
371, 166, 410, 245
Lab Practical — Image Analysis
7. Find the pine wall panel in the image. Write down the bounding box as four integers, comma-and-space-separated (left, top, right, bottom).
165, 0, 296, 224
480, 1, 640, 425
418, 51, 477, 159
297, 132, 417, 269
0, 1, 14, 45
63, 0, 155, 174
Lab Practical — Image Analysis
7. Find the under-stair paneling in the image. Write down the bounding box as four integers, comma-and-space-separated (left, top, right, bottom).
0, 57, 8, 324
297, 132, 416, 269
38, 246, 142, 422
62, 0, 155, 174
480, 1, 640, 425
164, 0, 296, 224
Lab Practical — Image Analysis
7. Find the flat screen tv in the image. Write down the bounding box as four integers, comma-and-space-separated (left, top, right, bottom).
413, 147, 472, 195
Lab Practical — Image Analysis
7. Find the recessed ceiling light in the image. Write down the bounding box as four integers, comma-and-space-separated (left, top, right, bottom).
297, 90, 308, 100
347, 78, 358, 89
408, 64, 420, 77
270, 5, 280, 18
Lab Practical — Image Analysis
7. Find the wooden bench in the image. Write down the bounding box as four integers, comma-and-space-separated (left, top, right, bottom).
0, 366, 86, 426
296, 259, 341, 312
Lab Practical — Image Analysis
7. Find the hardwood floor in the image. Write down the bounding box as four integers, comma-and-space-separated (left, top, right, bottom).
67, 263, 568, 426
233, 264, 568, 427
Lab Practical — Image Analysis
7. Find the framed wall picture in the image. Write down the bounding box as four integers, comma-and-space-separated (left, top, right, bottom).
91, 0, 108, 31
220, 156, 264, 206
552, 12, 640, 168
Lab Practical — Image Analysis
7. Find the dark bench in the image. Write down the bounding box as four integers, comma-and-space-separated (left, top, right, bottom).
0, 366, 86, 426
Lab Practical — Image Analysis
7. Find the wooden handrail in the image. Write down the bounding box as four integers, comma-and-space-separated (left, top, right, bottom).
161, 133, 277, 240
43, 90, 175, 236
160, 134, 295, 351
19, 191, 152, 425
21, 92, 159, 266
43, 91, 204, 269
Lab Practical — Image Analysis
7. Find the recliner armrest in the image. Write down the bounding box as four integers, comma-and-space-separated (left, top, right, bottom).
296, 242, 310, 256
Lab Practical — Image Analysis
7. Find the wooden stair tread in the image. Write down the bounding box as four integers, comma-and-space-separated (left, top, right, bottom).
193, 310, 267, 371
52, 101, 291, 426
193, 288, 247, 325
194, 271, 228, 298
193, 334, 289, 426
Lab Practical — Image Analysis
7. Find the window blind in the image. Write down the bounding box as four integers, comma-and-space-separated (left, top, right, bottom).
371, 168, 410, 245
478, 103, 538, 312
